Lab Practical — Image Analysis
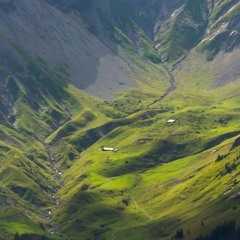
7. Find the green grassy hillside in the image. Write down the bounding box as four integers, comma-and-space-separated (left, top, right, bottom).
0, 1, 240, 239
1, 42, 240, 240
41, 52, 240, 240
0, 29, 173, 239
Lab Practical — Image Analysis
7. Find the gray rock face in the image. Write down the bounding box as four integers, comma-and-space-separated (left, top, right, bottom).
0, 0, 137, 99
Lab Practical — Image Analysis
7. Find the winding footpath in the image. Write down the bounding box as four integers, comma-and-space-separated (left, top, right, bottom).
131, 194, 153, 223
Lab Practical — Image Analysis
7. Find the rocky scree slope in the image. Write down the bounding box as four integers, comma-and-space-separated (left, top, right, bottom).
0, 0, 137, 100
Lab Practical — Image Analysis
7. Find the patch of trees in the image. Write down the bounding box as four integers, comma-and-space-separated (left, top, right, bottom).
221, 162, 237, 175
215, 154, 240, 176
68, 150, 78, 161
171, 228, 190, 239
122, 198, 130, 206
230, 137, 240, 151
216, 154, 240, 163
14, 233, 51, 240
193, 220, 240, 240
173, 228, 184, 239
220, 159, 239, 176
215, 154, 227, 162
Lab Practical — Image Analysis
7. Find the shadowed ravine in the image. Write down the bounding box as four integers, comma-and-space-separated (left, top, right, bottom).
31, 136, 62, 235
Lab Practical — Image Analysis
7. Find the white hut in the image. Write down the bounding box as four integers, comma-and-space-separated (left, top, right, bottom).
167, 119, 176, 123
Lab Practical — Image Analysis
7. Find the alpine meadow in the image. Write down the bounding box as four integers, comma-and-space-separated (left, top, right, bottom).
0, 0, 240, 239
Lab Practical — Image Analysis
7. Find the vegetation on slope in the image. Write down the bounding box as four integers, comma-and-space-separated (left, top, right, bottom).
1, 1, 240, 239
199, 0, 240, 60
42, 53, 240, 239
155, 0, 208, 62
1, 36, 240, 240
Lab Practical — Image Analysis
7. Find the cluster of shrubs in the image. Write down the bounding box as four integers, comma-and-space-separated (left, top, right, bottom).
171, 220, 240, 240
216, 154, 240, 163
215, 154, 240, 176
173, 228, 184, 239
14, 233, 51, 240
215, 154, 227, 162
193, 220, 240, 240
220, 160, 239, 176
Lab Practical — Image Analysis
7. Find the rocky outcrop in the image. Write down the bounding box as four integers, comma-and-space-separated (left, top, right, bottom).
200, 0, 240, 60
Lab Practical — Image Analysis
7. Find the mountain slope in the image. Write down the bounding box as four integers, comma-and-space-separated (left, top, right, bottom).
0, 0, 138, 100
0, 0, 240, 239
48, 51, 240, 239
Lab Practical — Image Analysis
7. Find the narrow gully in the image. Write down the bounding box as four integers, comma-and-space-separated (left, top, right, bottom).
32, 135, 63, 235
32, 111, 72, 235
147, 63, 176, 107
42, 142, 63, 235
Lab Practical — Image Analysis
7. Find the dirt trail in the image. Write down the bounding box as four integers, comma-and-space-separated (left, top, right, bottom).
130, 193, 153, 223
131, 174, 153, 223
